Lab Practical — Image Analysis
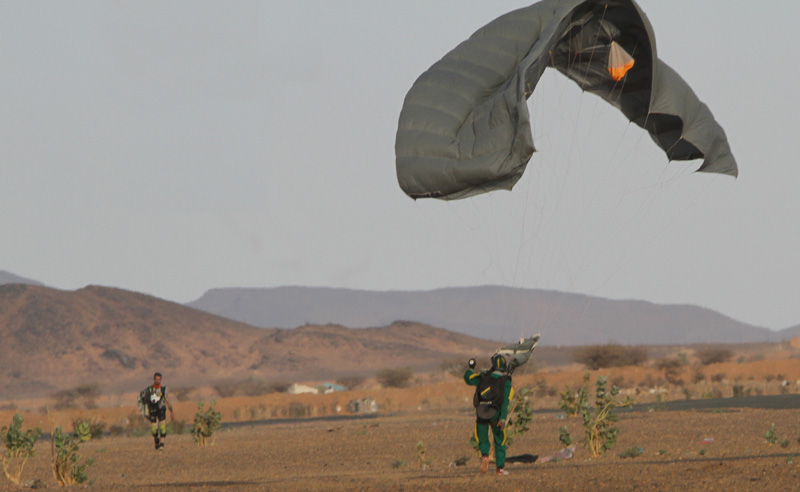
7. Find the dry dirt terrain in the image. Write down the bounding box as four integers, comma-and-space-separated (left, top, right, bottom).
3, 363, 800, 491
2, 409, 800, 491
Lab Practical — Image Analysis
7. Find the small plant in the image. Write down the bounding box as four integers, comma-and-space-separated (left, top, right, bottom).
192, 400, 223, 446
416, 440, 432, 469
390, 459, 406, 469
559, 426, 573, 447
764, 423, 777, 445
1, 414, 43, 485
72, 417, 106, 440
49, 412, 94, 486
559, 373, 590, 417
698, 449, 706, 456
618, 446, 643, 459
650, 393, 665, 412
504, 387, 535, 447
657, 449, 669, 456
580, 375, 635, 457
780, 439, 791, 449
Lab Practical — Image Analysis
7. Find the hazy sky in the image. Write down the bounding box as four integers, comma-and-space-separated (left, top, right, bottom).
2, 1, 798, 331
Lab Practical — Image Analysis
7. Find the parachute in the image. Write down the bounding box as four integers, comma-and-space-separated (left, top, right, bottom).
395, 0, 737, 200
495, 334, 540, 374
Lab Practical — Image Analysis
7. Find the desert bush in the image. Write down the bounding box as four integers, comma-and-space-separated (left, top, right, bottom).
559, 426, 573, 447
697, 347, 733, 365
416, 441, 432, 469
50, 384, 102, 410
288, 402, 310, 418
192, 400, 222, 447
559, 374, 589, 417
376, 367, 414, 388
0, 403, 17, 411
504, 387, 535, 447
170, 386, 196, 402
336, 376, 365, 390
710, 373, 725, 383
764, 423, 778, 445
692, 369, 706, 384
124, 412, 150, 436
108, 425, 124, 437
239, 378, 273, 397
439, 359, 465, 378
213, 382, 238, 398
655, 358, 683, 386
72, 417, 106, 440
573, 344, 648, 370
270, 382, 291, 394
580, 375, 635, 457
618, 446, 644, 459
49, 414, 94, 486
1, 414, 42, 485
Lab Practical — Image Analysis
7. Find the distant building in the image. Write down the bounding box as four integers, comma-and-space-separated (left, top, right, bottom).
288, 383, 318, 395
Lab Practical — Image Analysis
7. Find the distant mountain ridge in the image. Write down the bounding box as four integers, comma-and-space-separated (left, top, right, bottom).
0, 270, 43, 287
188, 286, 790, 345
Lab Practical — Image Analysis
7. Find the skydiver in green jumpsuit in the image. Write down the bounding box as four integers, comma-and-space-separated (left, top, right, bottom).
464, 354, 513, 476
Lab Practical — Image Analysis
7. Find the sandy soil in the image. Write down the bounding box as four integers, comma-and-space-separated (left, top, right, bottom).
3, 357, 800, 491
3, 406, 800, 491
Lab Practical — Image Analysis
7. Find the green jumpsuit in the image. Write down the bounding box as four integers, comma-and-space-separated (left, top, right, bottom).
464, 369, 513, 468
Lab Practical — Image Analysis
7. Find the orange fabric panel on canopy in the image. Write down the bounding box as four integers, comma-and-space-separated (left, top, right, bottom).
608, 41, 635, 81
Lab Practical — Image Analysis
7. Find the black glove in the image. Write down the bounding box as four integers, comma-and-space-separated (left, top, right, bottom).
468, 358, 476, 369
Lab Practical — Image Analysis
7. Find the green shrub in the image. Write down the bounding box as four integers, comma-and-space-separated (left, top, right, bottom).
1, 414, 42, 485
559, 373, 590, 417
50, 415, 94, 486
580, 375, 635, 457
504, 387, 535, 447
72, 417, 106, 440
618, 446, 643, 459
559, 426, 573, 447
192, 400, 223, 447
764, 423, 777, 445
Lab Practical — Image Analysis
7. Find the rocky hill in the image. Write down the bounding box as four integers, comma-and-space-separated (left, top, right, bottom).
0, 284, 499, 397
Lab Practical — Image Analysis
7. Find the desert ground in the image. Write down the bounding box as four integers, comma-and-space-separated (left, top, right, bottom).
3, 355, 800, 491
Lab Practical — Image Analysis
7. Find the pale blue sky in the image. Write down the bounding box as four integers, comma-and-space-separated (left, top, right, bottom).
2, 1, 798, 330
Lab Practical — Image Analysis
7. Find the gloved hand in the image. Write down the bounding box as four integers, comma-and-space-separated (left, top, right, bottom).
468, 358, 476, 369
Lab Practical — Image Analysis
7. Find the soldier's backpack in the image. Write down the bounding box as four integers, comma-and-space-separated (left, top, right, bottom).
473, 373, 509, 423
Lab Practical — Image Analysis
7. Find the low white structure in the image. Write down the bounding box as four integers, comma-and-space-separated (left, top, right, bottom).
288, 383, 318, 395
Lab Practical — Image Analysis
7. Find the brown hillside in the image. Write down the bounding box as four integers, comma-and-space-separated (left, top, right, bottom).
0, 285, 499, 398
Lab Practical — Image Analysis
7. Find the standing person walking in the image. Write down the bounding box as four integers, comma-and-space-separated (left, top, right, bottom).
138, 372, 175, 450
464, 354, 513, 476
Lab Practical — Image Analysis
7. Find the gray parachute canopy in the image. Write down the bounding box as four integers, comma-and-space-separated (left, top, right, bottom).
395, 0, 737, 200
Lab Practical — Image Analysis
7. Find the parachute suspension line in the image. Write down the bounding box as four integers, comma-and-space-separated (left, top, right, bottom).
579, 4, 609, 85
591, 170, 722, 296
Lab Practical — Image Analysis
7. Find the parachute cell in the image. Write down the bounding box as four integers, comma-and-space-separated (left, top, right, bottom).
395, 0, 737, 200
